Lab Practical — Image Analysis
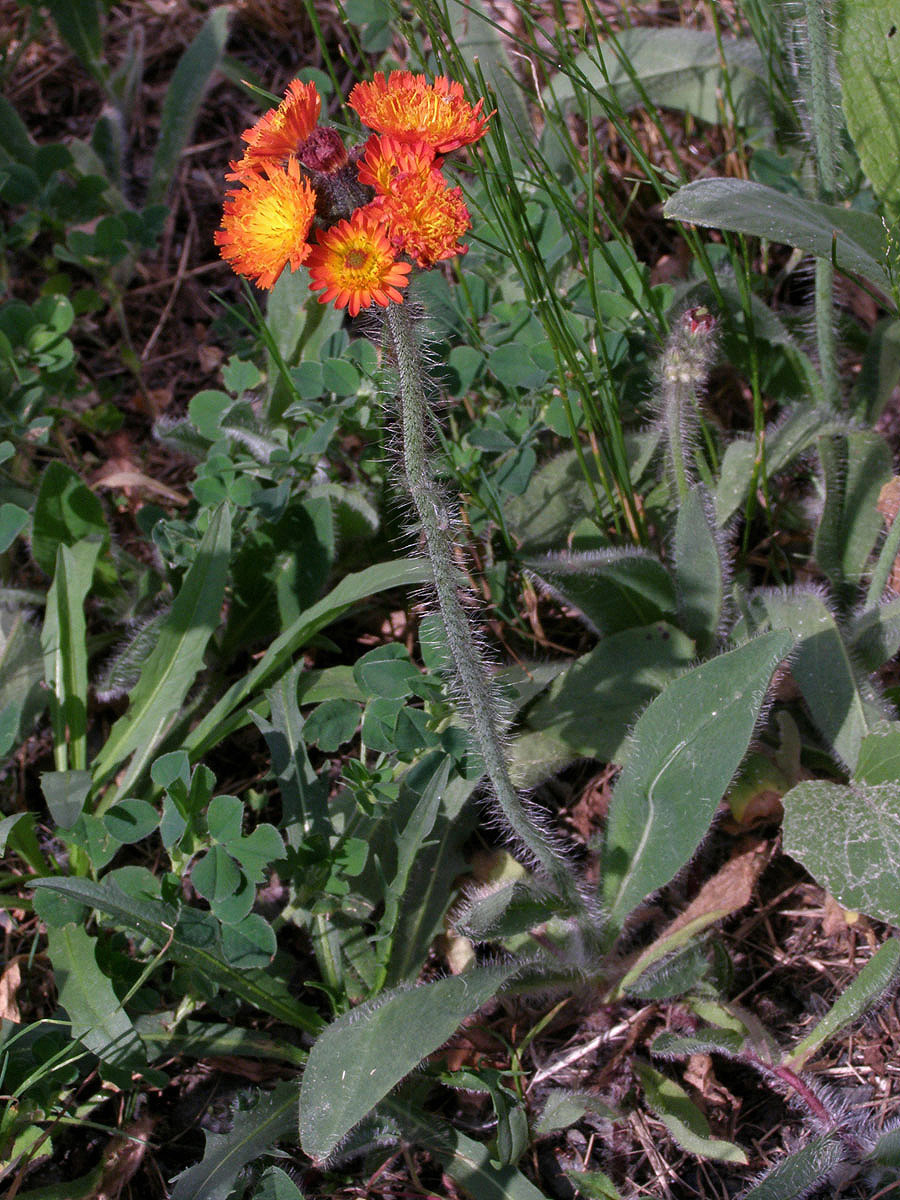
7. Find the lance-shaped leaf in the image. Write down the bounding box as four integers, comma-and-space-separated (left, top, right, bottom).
664, 179, 893, 298
840, 0, 900, 215
47, 923, 145, 1072
170, 1080, 298, 1200
299, 963, 516, 1161
601, 632, 791, 938
92, 504, 232, 798
41, 539, 100, 772
633, 1059, 747, 1164
739, 1134, 846, 1199
784, 937, 900, 1070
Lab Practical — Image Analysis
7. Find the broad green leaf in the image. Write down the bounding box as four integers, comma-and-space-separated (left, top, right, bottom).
92, 504, 232, 799
170, 1080, 297, 1200
813, 431, 892, 600
299, 964, 515, 1160
564, 1170, 622, 1200
633, 1059, 747, 1164
103, 798, 159, 844
673, 485, 723, 655
785, 937, 900, 1070
42, 0, 104, 80
0, 502, 28, 553
41, 769, 92, 828
138, 1019, 306, 1068
840, 1, 900, 214
386, 1095, 552, 1200
41, 540, 100, 771
740, 1134, 846, 1199
848, 595, 900, 671
252, 662, 330, 848
664, 179, 893, 297
0, 601, 45, 752
0, 94, 36, 165
220, 912, 277, 968
524, 622, 696, 765
547, 27, 771, 137
47, 923, 145, 1071
526, 550, 676, 635
601, 632, 791, 936
147, 7, 231, 203
383, 764, 478, 987
375, 757, 452, 982
534, 1091, 620, 1134
184, 557, 432, 765
30, 875, 323, 1034
783, 779, 900, 925
31, 461, 109, 577
739, 590, 879, 771
853, 317, 900, 420
252, 1167, 305, 1200
855, 721, 900, 784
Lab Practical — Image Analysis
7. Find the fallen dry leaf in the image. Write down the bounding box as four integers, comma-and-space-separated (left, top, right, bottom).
0, 960, 22, 1022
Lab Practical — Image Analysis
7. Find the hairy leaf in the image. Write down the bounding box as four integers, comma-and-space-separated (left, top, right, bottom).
601, 632, 791, 936
299, 964, 515, 1160
783, 779, 900, 925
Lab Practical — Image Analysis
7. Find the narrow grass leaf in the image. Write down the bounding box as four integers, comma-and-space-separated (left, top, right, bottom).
147, 7, 231, 203
170, 1080, 298, 1200
783, 779, 900, 926
664, 179, 893, 296
601, 632, 791, 936
92, 503, 232, 797
299, 964, 515, 1161
634, 1059, 747, 1164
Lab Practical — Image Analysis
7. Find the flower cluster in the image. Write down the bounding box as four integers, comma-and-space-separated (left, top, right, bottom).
216, 72, 490, 315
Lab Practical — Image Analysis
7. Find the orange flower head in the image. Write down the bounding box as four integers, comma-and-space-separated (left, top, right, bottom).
306, 209, 412, 317
368, 169, 471, 268
349, 72, 491, 153
230, 79, 322, 177
215, 159, 316, 290
357, 134, 440, 194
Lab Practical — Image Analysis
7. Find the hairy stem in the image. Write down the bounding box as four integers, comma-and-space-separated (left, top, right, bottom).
386, 303, 583, 911
802, 0, 841, 408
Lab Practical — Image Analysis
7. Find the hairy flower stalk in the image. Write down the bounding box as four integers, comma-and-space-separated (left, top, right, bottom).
800, 0, 841, 408
386, 303, 586, 915
659, 307, 718, 505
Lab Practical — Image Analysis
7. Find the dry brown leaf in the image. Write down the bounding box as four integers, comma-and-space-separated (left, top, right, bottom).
0, 960, 22, 1022
95, 1114, 155, 1200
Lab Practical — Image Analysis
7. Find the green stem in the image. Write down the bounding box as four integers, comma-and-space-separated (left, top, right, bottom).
802, 0, 841, 408
386, 303, 584, 913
